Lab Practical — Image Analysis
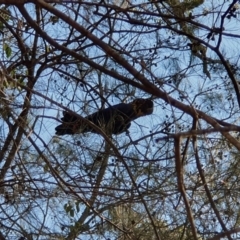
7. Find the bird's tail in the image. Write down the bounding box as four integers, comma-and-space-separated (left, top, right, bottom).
55, 111, 79, 135
55, 124, 74, 135
61, 111, 78, 122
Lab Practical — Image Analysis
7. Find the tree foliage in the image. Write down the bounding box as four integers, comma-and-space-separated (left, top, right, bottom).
0, 0, 240, 239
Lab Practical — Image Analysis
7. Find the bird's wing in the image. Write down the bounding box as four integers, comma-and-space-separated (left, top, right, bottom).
86, 103, 134, 134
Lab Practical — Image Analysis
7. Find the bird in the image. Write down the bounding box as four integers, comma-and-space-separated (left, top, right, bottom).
55, 98, 153, 136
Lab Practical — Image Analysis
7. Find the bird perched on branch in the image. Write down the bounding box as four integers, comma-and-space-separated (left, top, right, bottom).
55, 98, 153, 136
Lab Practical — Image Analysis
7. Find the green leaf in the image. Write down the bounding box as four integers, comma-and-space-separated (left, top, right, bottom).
69, 209, 74, 217
76, 201, 80, 213
4, 43, 11, 58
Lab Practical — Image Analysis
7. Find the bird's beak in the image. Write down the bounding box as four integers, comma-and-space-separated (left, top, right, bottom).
145, 100, 154, 114
145, 106, 153, 115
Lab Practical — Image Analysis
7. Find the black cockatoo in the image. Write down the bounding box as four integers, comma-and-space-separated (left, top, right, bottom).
55, 98, 153, 135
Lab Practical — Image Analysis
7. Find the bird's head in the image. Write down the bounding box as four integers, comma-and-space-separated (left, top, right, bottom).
132, 98, 154, 117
